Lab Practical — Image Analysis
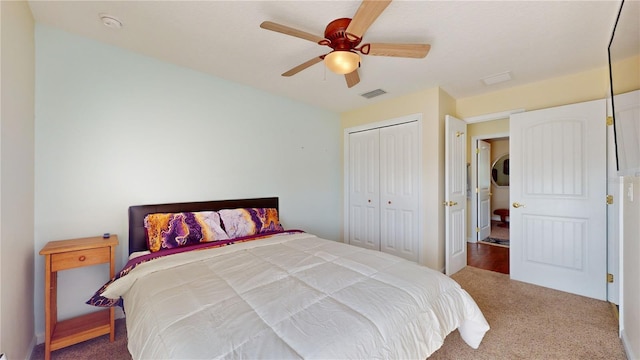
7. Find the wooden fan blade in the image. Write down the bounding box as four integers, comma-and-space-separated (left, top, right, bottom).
346, 0, 392, 39
282, 56, 324, 77
260, 21, 325, 43
367, 43, 431, 58
345, 70, 360, 88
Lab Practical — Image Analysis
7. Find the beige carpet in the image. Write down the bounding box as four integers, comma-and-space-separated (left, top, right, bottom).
31, 266, 626, 360
430, 266, 626, 359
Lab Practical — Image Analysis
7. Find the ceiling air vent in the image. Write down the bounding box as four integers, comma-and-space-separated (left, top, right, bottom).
360, 89, 387, 99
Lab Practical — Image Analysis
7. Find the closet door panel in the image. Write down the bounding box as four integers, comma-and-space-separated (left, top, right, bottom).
380, 208, 417, 261
379, 122, 419, 261
348, 129, 380, 250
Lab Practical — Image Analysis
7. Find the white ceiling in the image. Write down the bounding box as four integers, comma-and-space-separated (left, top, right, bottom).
27, 0, 637, 113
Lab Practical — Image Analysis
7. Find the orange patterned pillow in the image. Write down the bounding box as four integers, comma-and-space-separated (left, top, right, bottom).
144, 211, 229, 252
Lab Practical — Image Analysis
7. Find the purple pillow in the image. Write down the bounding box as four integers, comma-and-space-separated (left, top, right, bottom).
218, 208, 284, 239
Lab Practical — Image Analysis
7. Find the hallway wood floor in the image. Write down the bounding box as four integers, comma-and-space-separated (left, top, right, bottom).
467, 242, 509, 274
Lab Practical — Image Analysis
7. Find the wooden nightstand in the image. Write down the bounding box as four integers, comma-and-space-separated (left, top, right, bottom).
39, 235, 118, 360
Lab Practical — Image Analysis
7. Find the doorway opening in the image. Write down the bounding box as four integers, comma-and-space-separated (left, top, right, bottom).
461, 110, 517, 276
469, 132, 510, 274
479, 137, 510, 247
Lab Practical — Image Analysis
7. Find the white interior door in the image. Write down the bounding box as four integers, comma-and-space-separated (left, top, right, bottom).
477, 140, 492, 241
445, 115, 467, 275
510, 99, 607, 300
348, 129, 380, 250
379, 122, 419, 261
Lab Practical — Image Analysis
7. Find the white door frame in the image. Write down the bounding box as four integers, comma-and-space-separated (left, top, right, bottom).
343, 114, 424, 264
464, 110, 522, 244
469, 132, 509, 243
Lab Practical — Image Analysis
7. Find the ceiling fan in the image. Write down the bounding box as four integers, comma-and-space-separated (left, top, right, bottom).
260, 0, 430, 88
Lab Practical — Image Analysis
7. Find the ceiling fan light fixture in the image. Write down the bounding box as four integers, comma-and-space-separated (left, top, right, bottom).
324, 51, 360, 75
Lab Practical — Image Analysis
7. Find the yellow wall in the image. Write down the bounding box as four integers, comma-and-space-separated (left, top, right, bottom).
466, 119, 509, 160
611, 55, 640, 95
457, 54, 640, 118
341, 87, 450, 270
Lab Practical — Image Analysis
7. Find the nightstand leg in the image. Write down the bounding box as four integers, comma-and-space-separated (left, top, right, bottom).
109, 245, 116, 342
109, 307, 115, 342
44, 256, 55, 360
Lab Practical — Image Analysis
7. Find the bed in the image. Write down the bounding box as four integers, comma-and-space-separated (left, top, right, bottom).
89, 197, 489, 359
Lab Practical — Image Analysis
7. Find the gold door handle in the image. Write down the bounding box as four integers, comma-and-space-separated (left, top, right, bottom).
512, 202, 526, 208
443, 201, 458, 206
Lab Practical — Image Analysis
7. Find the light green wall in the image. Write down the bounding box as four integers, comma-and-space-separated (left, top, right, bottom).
34, 25, 342, 340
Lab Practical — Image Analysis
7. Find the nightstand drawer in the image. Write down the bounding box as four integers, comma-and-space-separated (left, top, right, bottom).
51, 247, 110, 271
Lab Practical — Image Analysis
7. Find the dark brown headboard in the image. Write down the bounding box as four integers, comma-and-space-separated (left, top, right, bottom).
128, 197, 279, 254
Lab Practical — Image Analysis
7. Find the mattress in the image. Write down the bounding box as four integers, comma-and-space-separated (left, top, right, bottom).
100, 232, 489, 359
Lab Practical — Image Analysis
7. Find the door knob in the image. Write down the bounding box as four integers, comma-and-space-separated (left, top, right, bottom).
443, 201, 458, 206
512, 202, 526, 208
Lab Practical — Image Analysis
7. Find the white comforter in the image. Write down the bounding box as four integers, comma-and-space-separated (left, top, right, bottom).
102, 232, 489, 359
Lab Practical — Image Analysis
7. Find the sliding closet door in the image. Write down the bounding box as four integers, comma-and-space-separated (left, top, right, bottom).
379, 122, 419, 262
348, 129, 380, 250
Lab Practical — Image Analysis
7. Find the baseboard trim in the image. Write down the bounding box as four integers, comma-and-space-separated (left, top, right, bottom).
36, 332, 44, 347
25, 335, 36, 360
621, 329, 637, 360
